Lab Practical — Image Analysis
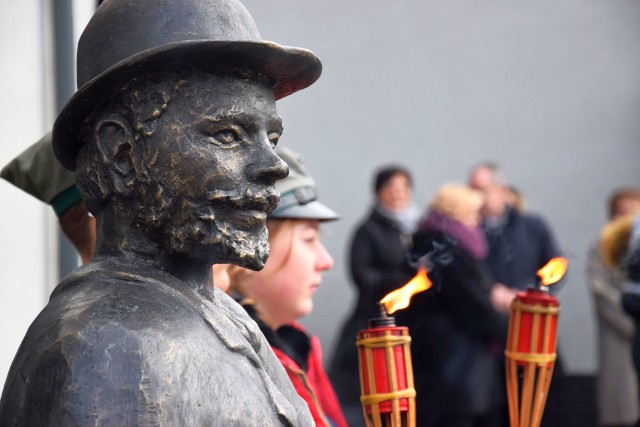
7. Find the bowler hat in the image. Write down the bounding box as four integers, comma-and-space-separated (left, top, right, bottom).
52, 0, 322, 171
271, 147, 339, 222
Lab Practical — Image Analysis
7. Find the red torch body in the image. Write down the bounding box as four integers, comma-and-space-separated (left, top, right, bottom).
505, 288, 560, 427
357, 326, 411, 414
507, 289, 559, 366
356, 307, 416, 427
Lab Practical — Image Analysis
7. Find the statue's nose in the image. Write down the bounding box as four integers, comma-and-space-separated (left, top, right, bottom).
251, 145, 289, 185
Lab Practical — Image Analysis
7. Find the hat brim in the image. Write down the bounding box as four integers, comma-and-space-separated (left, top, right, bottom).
52, 40, 322, 171
270, 200, 339, 222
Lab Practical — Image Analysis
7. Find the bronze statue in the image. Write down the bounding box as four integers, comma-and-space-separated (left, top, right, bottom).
0, 0, 321, 425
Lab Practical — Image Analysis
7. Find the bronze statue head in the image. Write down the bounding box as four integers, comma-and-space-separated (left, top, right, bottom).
76, 66, 290, 271
53, 0, 322, 274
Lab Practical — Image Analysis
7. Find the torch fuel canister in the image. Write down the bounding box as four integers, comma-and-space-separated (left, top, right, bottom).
506, 288, 559, 367
356, 304, 416, 427
505, 288, 560, 427
504, 256, 566, 427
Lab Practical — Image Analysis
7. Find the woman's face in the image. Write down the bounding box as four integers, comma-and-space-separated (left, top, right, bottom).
378, 173, 412, 212
247, 219, 334, 329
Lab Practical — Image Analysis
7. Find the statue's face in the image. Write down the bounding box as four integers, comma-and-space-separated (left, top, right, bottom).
139, 75, 288, 270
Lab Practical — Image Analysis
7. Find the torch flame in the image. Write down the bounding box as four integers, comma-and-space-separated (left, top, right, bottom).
537, 257, 568, 286
380, 267, 432, 315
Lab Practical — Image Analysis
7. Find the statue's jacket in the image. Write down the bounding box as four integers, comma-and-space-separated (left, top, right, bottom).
0, 256, 314, 426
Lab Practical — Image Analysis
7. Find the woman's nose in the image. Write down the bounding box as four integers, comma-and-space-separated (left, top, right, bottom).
316, 243, 334, 271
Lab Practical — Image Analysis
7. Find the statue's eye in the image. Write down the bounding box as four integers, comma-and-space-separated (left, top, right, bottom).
211, 129, 241, 146
268, 132, 281, 149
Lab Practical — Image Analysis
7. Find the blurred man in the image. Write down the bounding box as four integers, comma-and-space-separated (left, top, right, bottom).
468, 162, 562, 309
468, 162, 564, 427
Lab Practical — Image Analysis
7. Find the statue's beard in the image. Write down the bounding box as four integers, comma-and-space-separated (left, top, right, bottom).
135, 183, 278, 270
167, 208, 271, 270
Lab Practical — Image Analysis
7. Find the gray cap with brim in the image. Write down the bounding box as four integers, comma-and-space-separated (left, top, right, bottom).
271, 147, 339, 221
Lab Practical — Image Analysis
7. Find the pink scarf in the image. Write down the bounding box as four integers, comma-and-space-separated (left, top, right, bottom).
418, 210, 488, 260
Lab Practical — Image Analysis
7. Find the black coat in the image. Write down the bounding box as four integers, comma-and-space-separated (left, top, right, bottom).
400, 230, 508, 426
329, 208, 415, 425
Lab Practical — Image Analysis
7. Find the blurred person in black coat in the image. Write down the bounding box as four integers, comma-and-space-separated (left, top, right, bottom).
329, 165, 418, 427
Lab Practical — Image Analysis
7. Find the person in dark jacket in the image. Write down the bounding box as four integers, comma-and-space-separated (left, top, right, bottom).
403, 183, 507, 427
468, 162, 562, 301
329, 165, 418, 427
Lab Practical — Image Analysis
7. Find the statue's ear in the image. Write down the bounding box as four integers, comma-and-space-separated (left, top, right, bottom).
94, 114, 136, 195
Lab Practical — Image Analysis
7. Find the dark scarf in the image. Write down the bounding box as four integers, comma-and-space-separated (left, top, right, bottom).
418, 210, 488, 260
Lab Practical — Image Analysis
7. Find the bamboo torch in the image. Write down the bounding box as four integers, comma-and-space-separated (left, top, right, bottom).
505, 257, 568, 427
356, 266, 431, 427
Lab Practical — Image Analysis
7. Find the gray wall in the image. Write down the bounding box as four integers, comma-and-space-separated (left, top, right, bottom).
242, 0, 640, 374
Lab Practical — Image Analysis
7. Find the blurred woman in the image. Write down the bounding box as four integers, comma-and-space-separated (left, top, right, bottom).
404, 183, 507, 427
589, 189, 640, 427
601, 210, 640, 427
329, 165, 418, 426
228, 147, 347, 427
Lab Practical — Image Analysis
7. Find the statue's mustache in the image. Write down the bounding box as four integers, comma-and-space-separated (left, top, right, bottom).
205, 187, 280, 214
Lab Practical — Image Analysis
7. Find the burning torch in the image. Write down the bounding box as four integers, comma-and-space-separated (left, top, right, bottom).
505, 257, 568, 427
356, 266, 432, 427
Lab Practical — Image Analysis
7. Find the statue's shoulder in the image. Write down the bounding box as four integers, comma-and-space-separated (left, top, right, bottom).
1, 263, 314, 426
47, 263, 197, 331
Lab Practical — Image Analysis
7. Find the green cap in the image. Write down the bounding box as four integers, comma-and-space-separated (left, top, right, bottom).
1, 132, 81, 217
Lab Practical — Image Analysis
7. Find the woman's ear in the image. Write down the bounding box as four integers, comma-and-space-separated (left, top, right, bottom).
94, 114, 136, 195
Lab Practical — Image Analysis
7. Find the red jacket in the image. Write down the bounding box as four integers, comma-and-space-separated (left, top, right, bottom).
271, 322, 348, 427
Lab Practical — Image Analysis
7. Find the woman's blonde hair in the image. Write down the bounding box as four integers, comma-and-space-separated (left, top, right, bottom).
430, 183, 483, 223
